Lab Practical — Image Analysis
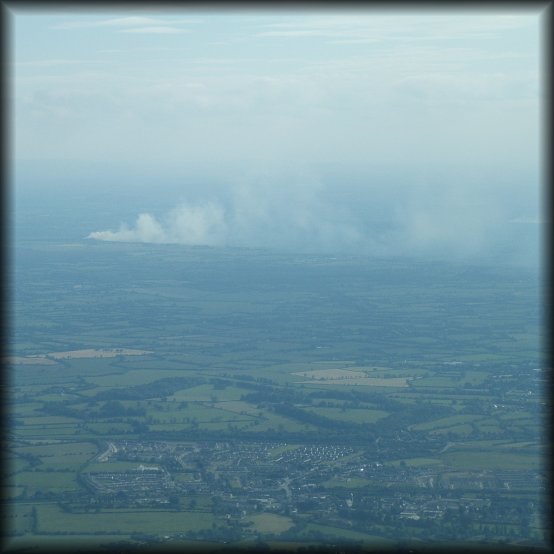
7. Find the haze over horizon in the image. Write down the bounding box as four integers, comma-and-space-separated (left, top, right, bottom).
12, 8, 544, 265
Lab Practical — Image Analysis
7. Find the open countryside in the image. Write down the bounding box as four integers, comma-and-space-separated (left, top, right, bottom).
6, 242, 547, 551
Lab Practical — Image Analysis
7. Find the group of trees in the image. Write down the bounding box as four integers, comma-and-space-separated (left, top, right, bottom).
95, 376, 203, 401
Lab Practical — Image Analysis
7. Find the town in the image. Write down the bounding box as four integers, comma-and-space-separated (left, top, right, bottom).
66, 439, 545, 545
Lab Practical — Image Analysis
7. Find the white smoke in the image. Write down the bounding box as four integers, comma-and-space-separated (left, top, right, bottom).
88, 202, 228, 246
87, 178, 364, 252
86, 172, 540, 264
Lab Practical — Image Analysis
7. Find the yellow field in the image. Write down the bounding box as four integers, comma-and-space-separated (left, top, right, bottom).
6, 356, 56, 365
292, 368, 365, 379
308, 378, 408, 387
292, 368, 408, 387
47, 348, 152, 359
301, 378, 408, 387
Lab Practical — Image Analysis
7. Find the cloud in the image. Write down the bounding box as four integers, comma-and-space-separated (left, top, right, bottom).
52, 16, 167, 29
17, 12, 539, 175
97, 16, 167, 27
98, 47, 186, 53
257, 30, 342, 38
16, 59, 86, 67
120, 26, 185, 34
254, 13, 537, 43
52, 16, 199, 32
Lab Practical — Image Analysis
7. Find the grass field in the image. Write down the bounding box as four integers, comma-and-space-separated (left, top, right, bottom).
4, 535, 140, 552
324, 477, 370, 488
84, 423, 135, 435
168, 384, 246, 402
3, 486, 25, 499
430, 424, 474, 437
210, 400, 263, 416
5, 503, 35, 534
292, 368, 369, 380
17, 442, 97, 469
301, 522, 394, 544
411, 414, 483, 431
441, 450, 541, 470
36, 505, 216, 534
248, 513, 294, 534
16, 471, 79, 494
410, 376, 460, 388
86, 369, 194, 388
19, 416, 83, 425
305, 406, 389, 424
84, 460, 144, 472
248, 413, 316, 433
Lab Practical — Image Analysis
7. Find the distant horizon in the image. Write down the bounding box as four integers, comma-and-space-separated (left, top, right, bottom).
11, 7, 544, 265
13, 159, 543, 267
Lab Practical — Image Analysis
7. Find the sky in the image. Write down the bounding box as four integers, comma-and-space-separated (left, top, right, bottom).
10, 7, 546, 263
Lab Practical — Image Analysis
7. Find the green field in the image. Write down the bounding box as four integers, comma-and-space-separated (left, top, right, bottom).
248, 513, 294, 534
301, 522, 395, 544
441, 450, 541, 470
9, 240, 545, 548
305, 406, 389, 424
16, 471, 80, 494
35, 505, 216, 534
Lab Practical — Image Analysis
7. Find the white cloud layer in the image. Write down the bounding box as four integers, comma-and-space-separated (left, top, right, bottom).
120, 26, 185, 34
51, 16, 198, 30
52, 16, 167, 29
15, 11, 540, 171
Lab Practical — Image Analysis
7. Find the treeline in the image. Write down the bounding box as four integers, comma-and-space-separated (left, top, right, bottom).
41, 402, 83, 420
41, 398, 146, 420
241, 387, 308, 405
94, 400, 145, 418
94, 376, 204, 400
142, 427, 372, 445
378, 401, 453, 429
272, 401, 373, 435
308, 389, 404, 411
